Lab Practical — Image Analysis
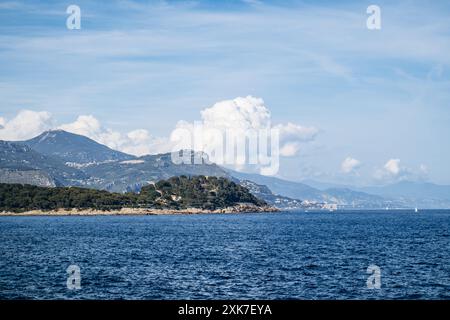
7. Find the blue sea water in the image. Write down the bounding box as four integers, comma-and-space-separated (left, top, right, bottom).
0, 210, 449, 300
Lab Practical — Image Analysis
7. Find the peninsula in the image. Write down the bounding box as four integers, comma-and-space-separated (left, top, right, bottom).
0, 175, 278, 215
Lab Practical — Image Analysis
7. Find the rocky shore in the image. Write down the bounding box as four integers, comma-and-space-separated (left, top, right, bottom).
0, 203, 279, 216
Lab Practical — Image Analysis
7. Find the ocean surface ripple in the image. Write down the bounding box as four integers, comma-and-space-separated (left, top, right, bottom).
0, 210, 449, 299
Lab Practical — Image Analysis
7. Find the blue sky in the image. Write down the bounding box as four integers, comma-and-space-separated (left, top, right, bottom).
0, 0, 449, 185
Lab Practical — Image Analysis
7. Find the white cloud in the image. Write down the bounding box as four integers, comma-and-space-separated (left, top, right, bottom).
122, 129, 170, 156
200, 96, 271, 130
167, 96, 318, 175
374, 158, 403, 181
0, 110, 53, 141
59, 115, 101, 139
374, 159, 432, 183
279, 142, 301, 157
275, 122, 318, 156
58, 115, 168, 156
341, 157, 361, 174
374, 158, 413, 182
171, 96, 318, 157
0, 110, 168, 156
384, 159, 401, 176
1, 96, 318, 163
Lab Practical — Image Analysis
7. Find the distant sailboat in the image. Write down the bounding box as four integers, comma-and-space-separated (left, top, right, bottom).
415, 207, 419, 213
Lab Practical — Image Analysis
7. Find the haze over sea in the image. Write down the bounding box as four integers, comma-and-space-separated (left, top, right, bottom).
0, 210, 449, 300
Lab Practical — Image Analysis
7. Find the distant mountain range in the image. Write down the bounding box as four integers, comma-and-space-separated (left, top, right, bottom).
1, 130, 449, 209
0, 140, 87, 187
21, 130, 133, 164
301, 178, 450, 209
359, 181, 450, 208
231, 171, 402, 209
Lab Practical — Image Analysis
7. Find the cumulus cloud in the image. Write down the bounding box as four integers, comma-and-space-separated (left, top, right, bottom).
1, 96, 318, 166
275, 122, 318, 156
58, 115, 101, 139
0, 110, 53, 141
199, 96, 271, 131
374, 159, 432, 183
123, 130, 170, 156
58, 115, 168, 156
279, 142, 301, 157
171, 96, 317, 156
341, 157, 361, 174
374, 158, 404, 181
374, 158, 417, 182
168, 96, 318, 175
163, 96, 319, 175
0, 110, 167, 156
384, 159, 401, 176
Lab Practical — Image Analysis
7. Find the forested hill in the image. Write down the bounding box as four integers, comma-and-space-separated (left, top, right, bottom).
0, 175, 267, 212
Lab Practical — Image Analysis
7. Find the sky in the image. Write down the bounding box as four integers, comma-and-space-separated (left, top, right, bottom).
0, 0, 449, 186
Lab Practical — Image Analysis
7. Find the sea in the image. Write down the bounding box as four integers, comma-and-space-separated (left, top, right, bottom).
0, 210, 449, 299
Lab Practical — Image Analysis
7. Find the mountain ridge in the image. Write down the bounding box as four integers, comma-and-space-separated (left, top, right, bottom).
1, 130, 449, 208
21, 130, 134, 165
0, 140, 88, 186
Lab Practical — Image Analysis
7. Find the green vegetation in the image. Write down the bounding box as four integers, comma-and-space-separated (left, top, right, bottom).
0, 175, 266, 212
0, 183, 135, 212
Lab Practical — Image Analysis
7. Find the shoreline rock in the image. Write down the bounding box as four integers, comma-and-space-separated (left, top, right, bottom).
0, 204, 279, 216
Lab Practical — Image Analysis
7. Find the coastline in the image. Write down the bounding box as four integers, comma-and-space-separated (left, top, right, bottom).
0, 204, 279, 216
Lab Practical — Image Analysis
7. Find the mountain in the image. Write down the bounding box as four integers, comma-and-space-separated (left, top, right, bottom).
321, 187, 399, 209
2, 130, 449, 209
142, 175, 267, 210
230, 171, 402, 208
3, 131, 233, 193
0, 140, 88, 187
0, 168, 56, 187
361, 181, 450, 199
22, 130, 134, 165
360, 181, 450, 208
297, 179, 450, 208
230, 171, 324, 201
300, 179, 353, 191
302, 179, 450, 208
20, 130, 231, 193
238, 179, 328, 210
